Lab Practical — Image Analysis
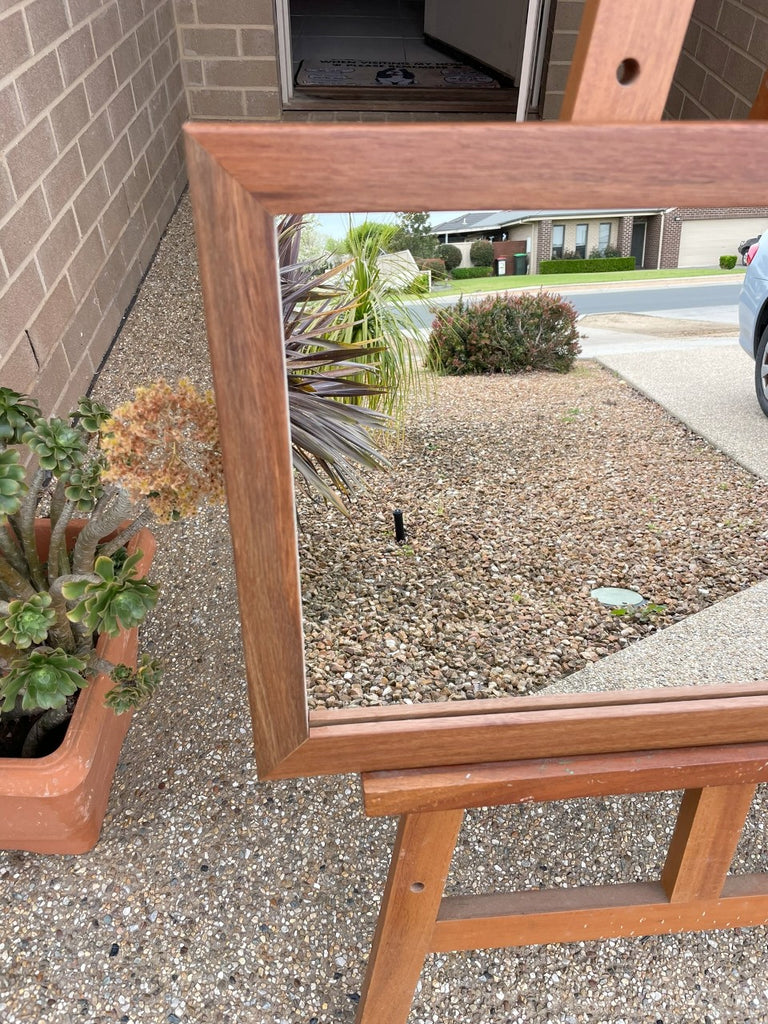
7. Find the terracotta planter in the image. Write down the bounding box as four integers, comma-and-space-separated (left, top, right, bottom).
0, 521, 156, 854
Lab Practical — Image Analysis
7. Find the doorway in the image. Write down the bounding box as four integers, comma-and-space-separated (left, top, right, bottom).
278, 0, 548, 118
631, 220, 647, 268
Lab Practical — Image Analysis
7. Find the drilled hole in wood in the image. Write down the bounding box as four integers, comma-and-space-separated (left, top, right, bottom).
410, 882, 425, 893
616, 58, 640, 85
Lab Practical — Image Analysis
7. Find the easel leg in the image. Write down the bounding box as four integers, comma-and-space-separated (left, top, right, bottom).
356, 808, 464, 1024
662, 784, 757, 902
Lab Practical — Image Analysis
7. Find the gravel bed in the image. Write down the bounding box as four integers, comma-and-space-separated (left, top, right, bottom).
299, 368, 768, 709
3, 195, 768, 1024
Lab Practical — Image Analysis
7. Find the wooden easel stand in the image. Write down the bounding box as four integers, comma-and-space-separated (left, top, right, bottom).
356, 743, 768, 1024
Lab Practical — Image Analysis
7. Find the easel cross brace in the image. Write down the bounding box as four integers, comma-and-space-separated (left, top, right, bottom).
356, 745, 768, 1024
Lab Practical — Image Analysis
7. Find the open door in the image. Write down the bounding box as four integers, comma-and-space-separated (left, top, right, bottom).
424, 0, 529, 82
279, 0, 542, 116
275, 0, 293, 105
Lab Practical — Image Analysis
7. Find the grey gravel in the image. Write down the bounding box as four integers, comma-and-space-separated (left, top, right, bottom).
298, 367, 768, 709
2, 194, 768, 1024
598, 345, 768, 481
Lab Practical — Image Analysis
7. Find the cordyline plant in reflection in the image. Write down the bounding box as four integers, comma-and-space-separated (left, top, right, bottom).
104, 214, 398, 518
335, 218, 427, 424
0, 387, 161, 758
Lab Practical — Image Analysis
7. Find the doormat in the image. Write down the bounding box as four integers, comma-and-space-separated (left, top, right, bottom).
295, 59, 501, 89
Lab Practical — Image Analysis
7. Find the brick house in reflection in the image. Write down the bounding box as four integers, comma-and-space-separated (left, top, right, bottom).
433, 206, 768, 274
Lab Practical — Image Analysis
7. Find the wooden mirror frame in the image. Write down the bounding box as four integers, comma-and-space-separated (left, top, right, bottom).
184, 116, 768, 780
184, 2, 768, 781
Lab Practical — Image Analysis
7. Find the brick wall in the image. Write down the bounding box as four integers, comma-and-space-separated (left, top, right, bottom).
659, 205, 768, 267
174, 0, 280, 119
0, 0, 187, 416
617, 216, 633, 257
667, 0, 767, 118
535, 219, 552, 272
644, 214, 663, 270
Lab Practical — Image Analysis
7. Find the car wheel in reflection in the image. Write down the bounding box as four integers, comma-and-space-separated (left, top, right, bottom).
755, 327, 768, 417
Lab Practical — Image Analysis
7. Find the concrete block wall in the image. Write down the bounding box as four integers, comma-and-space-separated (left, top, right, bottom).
0, 0, 187, 417
540, 0, 584, 120
667, 0, 767, 118
174, 0, 280, 120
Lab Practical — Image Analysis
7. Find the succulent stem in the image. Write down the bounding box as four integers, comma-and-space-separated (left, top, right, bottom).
46, 500, 75, 589
49, 476, 68, 528
20, 704, 71, 757
0, 522, 27, 577
48, 574, 94, 653
16, 469, 46, 590
0, 553, 36, 601
98, 508, 152, 559
71, 488, 132, 574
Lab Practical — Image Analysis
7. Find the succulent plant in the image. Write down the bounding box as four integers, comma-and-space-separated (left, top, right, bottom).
104, 655, 163, 714
0, 388, 41, 445
0, 593, 56, 649
0, 390, 162, 758
62, 458, 106, 512
0, 648, 88, 712
22, 417, 87, 475
0, 450, 27, 518
63, 553, 158, 637
72, 397, 111, 434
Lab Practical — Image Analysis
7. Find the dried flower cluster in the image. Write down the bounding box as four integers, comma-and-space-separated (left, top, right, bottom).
102, 379, 225, 523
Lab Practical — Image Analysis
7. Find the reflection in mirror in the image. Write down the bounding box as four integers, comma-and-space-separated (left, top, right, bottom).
292, 204, 768, 714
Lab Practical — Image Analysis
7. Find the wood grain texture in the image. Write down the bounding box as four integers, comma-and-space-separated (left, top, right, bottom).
267, 694, 768, 779
362, 743, 768, 817
356, 810, 463, 1024
560, 0, 696, 122
310, 681, 768, 726
184, 134, 309, 775
183, 121, 768, 215
661, 785, 756, 902
431, 875, 768, 951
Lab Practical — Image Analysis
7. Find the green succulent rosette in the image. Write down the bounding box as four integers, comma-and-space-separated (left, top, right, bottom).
22, 417, 87, 475
0, 648, 87, 711
0, 388, 41, 445
0, 449, 28, 517
63, 553, 158, 637
0, 593, 56, 649
72, 397, 111, 434
104, 655, 163, 713
63, 458, 106, 512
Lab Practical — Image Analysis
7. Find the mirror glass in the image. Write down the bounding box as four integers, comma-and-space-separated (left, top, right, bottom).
290, 205, 766, 713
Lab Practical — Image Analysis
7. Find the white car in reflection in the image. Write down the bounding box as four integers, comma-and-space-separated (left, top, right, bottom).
738, 234, 768, 417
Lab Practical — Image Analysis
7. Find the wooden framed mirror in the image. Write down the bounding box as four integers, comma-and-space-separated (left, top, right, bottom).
184, 0, 768, 780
